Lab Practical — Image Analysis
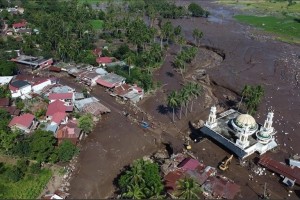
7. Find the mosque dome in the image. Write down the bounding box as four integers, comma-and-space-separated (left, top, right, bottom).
235, 114, 256, 129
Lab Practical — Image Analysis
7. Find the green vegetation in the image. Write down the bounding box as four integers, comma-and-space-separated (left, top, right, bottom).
174, 177, 202, 199
240, 84, 264, 115
0, 60, 17, 76
78, 114, 94, 134
0, 85, 11, 98
188, 2, 210, 17
90, 19, 104, 30
118, 159, 165, 199
0, 161, 52, 199
167, 83, 202, 122
173, 46, 198, 73
218, 0, 300, 16
234, 15, 300, 43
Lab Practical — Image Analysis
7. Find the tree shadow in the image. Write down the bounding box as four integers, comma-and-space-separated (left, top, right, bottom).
112, 164, 131, 196
156, 104, 169, 115
166, 71, 174, 77
188, 121, 205, 143
162, 142, 173, 157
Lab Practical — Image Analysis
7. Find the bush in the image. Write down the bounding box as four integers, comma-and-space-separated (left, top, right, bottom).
56, 140, 78, 162
29, 162, 41, 174
188, 3, 209, 18
5, 166, 24, 182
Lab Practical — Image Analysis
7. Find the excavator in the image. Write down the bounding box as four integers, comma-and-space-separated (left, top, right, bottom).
219, 155, 233, 171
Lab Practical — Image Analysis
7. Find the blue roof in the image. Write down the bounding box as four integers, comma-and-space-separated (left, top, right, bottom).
200, 126, 247, 159
46, 124, 58, 133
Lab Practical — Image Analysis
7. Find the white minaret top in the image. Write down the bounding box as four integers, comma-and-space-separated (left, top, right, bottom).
205, 106, 217, 128
264, 111, 274, 130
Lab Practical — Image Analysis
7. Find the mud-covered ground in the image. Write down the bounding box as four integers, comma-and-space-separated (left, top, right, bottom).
65, 0, 300, 199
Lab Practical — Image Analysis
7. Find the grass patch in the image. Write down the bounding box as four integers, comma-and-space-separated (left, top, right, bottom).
0, 165, 52, 199
234, 15, 300, 43
90, 20, 104, 30
218, 0, 300, 16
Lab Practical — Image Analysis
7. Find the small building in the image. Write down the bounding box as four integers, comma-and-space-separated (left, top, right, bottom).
49, 66, 62, 73
48, 93, 74, 104
1, 106, 21, 116
95, 68, 108, 75
96, 73, 125, 88
0, 76, 13, 85
46, 124, 59, 134
11, 55, 53, 69
46, 100, 73, 119
12, 20, 27, 32
51, 85, 75, 94
92, 48, 102, 57
56, 120, 81, 145
0, 98, 10, 107
9, 80, 32, 98
32, 78, 52, 93
51, 112, 68, 125
74, 97, 110, 116
8, 113, 37, 133
259, 156, 300, 186
78, 72, 101, 86
201, 176, 241, 199
96, 57, 112, 65
113, 84, 144, 103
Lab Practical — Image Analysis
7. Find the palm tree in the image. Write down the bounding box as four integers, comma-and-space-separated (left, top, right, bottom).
122, 184, 146, 199
177, 35, 186, 52
190, 83, 202, 112
192, 28, 203, 46
238, 84, 252, 111
178, 89, 189, 118
174, 177, 201, 199
146, 184, 166, 199
167, 91, 179, 122
125, 159, 145, 186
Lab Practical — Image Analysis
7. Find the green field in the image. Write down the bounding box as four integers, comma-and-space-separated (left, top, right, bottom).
218, 0, 300, 16
90, 20, 104, 29
234, 15, 300, 43
0, 168, 52, 199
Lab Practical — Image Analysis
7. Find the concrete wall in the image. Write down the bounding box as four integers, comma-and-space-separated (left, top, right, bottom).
32, 79, 52, 92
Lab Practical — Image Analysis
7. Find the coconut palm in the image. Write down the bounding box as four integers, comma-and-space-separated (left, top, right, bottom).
178, 90, 189, 119
174, 177, 201, 199
238, 84, 252, 111
192, 28, 203, 46
167, 91, 179, 122
177, 35, 186, 52
190, 83, 202, 112
122, 184, 146, 199
125, 159, 145, 186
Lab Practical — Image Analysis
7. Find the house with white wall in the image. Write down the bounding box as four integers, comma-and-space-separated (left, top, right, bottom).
9, 80, 32, 98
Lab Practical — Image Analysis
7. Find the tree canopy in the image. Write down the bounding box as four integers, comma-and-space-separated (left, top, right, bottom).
188, 3, 210, 18
79, 114, 94, 134
118, 159, 165, 199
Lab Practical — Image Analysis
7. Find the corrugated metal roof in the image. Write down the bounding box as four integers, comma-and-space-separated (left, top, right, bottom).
200, 126, 247, 158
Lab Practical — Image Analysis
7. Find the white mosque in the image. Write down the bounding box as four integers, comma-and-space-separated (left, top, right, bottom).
201, 106, 278, 159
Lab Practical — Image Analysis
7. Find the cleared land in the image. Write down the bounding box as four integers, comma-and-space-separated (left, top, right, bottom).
234, 15, 300, 43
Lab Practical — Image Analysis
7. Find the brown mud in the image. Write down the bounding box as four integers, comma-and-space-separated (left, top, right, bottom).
65, 0, 300, 199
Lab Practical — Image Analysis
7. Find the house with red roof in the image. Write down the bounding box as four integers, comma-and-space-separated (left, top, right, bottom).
12, 20, 27, 32
92, 48, 102, 57
46, 100, 73, 119
96, 57, 112, 65
48, 93, 74, 104
51, 112, 68, 125
113, 84, 144, 103
8, 113, 37, 133
56, 120, 82, 145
